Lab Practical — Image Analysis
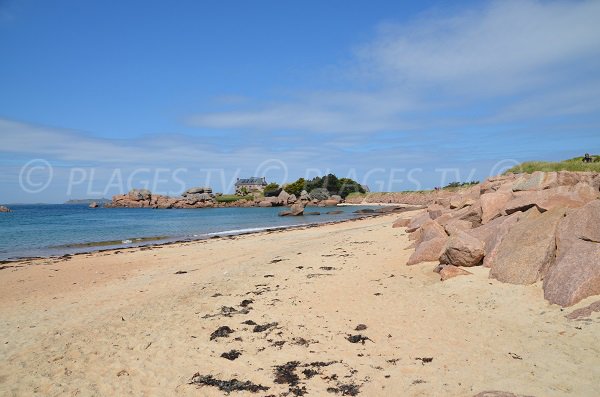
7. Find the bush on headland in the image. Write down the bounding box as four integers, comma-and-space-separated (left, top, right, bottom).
283, 174, 365, 199
505, 155, 600, 174
263, 183, 281, 197
215, 194, 255, 203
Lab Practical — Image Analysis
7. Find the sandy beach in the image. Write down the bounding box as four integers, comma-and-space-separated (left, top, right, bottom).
0, 212, 598, 397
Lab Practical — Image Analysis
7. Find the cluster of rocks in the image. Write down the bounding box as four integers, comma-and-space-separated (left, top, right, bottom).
0, 205, 11, 213
106, 187, 344, 211
107, 188, 218, 209
345, 189, 457, 205
395, 171, 600, 307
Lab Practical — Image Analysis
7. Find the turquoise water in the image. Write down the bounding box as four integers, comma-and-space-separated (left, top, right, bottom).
0, 204, 377, 260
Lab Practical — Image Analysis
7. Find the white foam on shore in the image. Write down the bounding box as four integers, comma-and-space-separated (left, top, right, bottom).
203, 225, 290, 237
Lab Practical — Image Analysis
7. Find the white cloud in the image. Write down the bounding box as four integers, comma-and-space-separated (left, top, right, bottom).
187, 0, 600, 133
359, 0, 600, 94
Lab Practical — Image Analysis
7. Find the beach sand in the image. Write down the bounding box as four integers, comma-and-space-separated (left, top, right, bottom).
0, 213, 598, 396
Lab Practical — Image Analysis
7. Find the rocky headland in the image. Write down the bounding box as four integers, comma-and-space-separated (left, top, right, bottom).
394, 170, 600, 307
107, 187, 346, 211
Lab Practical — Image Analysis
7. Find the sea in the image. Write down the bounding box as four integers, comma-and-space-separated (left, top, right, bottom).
0, 204, 379, 261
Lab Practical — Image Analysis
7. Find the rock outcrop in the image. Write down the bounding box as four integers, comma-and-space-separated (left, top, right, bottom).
406, 237, 447, 266
89, 202, 98, 208
439, 231, 484, 267
394, 170, 600, 306
0, 205, 10, 212
543, 201, 600, 306
489, 207, 565, 284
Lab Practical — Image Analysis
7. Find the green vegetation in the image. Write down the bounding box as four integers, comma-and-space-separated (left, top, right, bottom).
216, 194, 254, 203
263, 182, 281, 197
283, 178, 306, 197
283, 174, 365, 199
504, 155, 600, 174
443, 181, 479, 189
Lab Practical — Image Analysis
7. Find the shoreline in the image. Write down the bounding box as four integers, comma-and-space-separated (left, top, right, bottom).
1, 212, 597, 396
0, 209, 406, 265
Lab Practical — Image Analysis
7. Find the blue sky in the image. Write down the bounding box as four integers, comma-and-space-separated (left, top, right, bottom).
1, 0, 599, 203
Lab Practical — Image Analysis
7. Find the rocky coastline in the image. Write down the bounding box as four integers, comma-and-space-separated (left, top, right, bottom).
394, 170, 600, 307
106, 187, 346, 211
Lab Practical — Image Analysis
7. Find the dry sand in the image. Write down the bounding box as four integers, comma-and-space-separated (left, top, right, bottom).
0, 213, 598, 397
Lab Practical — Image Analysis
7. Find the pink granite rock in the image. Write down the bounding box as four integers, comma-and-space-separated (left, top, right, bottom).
406, 237, 447, 266
467, 212, 522, 268
415, 220, 447, 245
543, 200, 600, 306
392, 218, 411, 228
489, 207, 565, 284
444, 219, 472, 236
480, 191, 512, 224
439, 231, 485, 267
406, 212, 432, 233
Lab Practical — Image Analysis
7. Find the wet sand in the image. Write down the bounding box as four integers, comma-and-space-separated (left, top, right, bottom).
0, 213, 598, 396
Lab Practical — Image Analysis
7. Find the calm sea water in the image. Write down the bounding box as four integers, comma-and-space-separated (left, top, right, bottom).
0, 204, 378, 260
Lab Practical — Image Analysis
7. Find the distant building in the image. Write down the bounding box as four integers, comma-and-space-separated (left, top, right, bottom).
235, 177, 268, 194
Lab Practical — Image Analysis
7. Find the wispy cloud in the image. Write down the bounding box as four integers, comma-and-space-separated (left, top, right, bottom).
187, 0, 600, 133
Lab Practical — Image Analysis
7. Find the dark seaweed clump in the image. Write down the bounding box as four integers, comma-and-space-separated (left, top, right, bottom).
346, 334, 371, 344
209, 326, 234, 340
253, 322, 278, 332
189, 374, 269, 393
220, 350, 242, 360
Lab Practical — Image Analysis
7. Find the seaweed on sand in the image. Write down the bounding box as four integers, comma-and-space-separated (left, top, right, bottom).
189, 374, 269, 393
346, 334, 372, 344
209, 326, 234, 340
253, 322, 278, 332
220, 350, 242, 360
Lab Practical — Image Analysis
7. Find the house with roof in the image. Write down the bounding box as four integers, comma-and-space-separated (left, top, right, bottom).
235, 177, 268, 195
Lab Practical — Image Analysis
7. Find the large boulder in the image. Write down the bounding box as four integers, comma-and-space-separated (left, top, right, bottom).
415, 220, 447, 245
427, 204, 445, 220
444, 219, 472, 236
467, 212, 521, 268
439, 231, 485, 267
511, 171, 556, 191
489, 207, 566, 284
480, 191, 512, 223
289, 201, 305, 216
322, 199, 340, 206
128, 188, 151, 201
183, 186, 211, 196
504, 185, 596, 215
453, 200, 483, 227
88, 202, 98, 208
479, 174, 518, 194
309, 188, 330, 201
543, 200, 600, 306
0, 205, 11, 212
258, 200, 273, 207
392, 218, 411, 228
406, 237, 447, 266
406, 212, 431, 233
299, 190, 310, 201
277, 189, 291, 205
